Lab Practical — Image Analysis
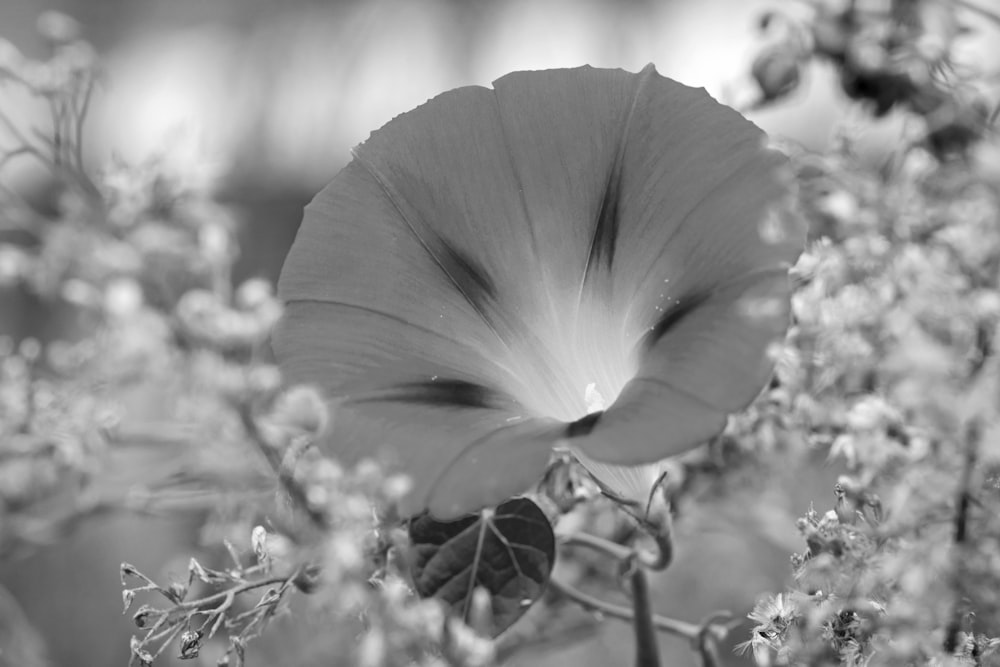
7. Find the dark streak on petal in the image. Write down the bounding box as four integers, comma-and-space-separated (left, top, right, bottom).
350, 151, 509, 348
436, 237, 499, 313
565, 411, 603, 438
352, 379, 502, 410
581, 64, 655, 286
587, 163, 623, 274
641, 290, 713, 352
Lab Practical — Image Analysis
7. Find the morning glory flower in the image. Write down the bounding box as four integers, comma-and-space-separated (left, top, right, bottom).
273, 63, 805, 519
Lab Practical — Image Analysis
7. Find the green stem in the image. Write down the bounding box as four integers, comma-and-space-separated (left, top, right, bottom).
560, 529, 671, 571
629, 563, 660, 667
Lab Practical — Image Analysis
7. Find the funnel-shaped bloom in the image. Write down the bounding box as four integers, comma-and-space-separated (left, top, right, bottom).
274, 64, 804, 519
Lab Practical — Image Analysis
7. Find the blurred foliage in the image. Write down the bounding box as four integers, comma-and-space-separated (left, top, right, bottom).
0, 12, 495, 667
749, 0, 998, 163
2, 1, 1000, 666
737, 1, 1000, 665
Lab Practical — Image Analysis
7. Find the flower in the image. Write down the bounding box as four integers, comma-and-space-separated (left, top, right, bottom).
274, 64, 804, 518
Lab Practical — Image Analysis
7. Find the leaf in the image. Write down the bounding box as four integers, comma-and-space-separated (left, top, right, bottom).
406, 497, 555, 637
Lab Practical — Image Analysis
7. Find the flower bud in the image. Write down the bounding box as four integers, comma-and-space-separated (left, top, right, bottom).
751, 45, 802, 103
268, 385, 329, 436
36, 11, 80, 44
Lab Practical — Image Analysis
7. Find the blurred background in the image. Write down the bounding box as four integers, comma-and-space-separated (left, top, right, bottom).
0, 0, 997, 665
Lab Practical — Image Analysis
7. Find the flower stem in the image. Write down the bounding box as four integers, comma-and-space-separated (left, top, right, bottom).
628, 562, 661, 667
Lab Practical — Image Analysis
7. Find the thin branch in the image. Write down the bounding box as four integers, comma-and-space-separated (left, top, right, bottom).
235, 401, 327, 530
560, 524, 671, 570
943, 418, 981, 653
548, 574, 701, 640
73, 76, 94, 172
493, 611, 598, 662
0, 108, 45, 159
693, 612, 732, 667
0, 146, 36, 173
0, 94, 100, 200
47, 98, 63, 167
955, 0, 1000, 27
560, 530, 633, 561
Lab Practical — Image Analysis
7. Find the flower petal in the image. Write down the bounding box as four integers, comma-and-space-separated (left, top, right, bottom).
427, 418, 565, 519
275, 302, 547, 517
323, 402, 549, 519
275, 161, 519, 392
571, 269, 795, 465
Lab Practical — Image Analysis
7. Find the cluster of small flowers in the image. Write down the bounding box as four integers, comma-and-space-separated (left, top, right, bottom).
0, 8, 293, 556
0, 12, 96, 95
119, 438, 494, 667
738, 111, 1000, 664
745, 485, 1000, 666
0, 333, 119, 557
267, 439, 496, 667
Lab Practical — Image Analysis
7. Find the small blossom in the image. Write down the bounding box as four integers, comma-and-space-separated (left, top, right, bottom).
356, 628, 386, 667
103, 278, 144, 318
235, 278, 273, 310
846, 395, 898, 433
382, 473, 413, 502
267, 385, 329, 436
0, 245, 29, 285
0, 38, 24, 70
36, 11, 81, 44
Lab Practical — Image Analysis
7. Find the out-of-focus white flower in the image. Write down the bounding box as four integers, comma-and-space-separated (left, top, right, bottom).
356, 628, 386, 667
103, 278, 144, 318
0, 38, 24, 70
0, 245, 28, 285
61, 278, 101, 307
445, 617, 496, 667
36, 11, 81, 44
816, 189, 859, 226
235, 278, 273, 311
267, 385, 329, 436
198, 223, 233, 264
846, 395, 898, 432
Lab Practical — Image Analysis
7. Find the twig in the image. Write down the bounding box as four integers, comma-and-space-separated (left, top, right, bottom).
560, 525, 671, 571
47, 98, 64, 167
0, 90, 101, 199
235, 401, 327, 530
943, 418, 981, 653
560, 530, 633, 561
165, 575, 289, 617
693, 611, 731, 667
955, 0, 1000, 27
0, 109, 45, 162
493, 610, 598, 662
548, 574, 702, 640
73, 76, 94, 172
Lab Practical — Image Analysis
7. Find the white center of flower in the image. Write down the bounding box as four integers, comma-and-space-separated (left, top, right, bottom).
584, 382, 607, 413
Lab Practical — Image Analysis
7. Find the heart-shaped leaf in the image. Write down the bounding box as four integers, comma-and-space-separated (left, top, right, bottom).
406, 497, 555, 637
